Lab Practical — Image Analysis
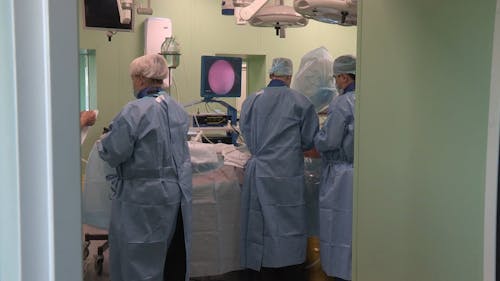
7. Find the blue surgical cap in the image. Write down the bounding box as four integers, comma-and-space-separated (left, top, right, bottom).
269, 57, 293, 76
333, 55, 356, 76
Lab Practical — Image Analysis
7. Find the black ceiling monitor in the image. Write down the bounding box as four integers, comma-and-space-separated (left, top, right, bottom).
83, 0, 134, 31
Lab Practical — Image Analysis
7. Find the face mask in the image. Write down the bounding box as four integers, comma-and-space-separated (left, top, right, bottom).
334, 79, 343, 95
336, 85, 344, 95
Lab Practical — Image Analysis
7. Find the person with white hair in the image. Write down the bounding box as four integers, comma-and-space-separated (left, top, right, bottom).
239, 57, 319, 281
96, 54, 192, 281
314, 54, 356, 281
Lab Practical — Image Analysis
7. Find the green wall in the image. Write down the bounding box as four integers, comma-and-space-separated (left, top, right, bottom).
354, 1, 497, 280
79, 0, 357, 157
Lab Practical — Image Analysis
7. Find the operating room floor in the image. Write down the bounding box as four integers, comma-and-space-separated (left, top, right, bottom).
83, 224, 110, 281
82, 224, 241, 281
82, 225, 328, 281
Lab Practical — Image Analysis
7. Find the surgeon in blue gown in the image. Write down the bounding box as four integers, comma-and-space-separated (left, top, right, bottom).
314, 55, 356, 281
239, 57, 319, 281
97, 54, 192, 281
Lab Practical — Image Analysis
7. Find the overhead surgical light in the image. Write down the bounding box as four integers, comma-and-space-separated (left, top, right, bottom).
234, 0, 308, 38
235, 0, 270, 22
293, 0, 358, 26
249, 2, 308, 38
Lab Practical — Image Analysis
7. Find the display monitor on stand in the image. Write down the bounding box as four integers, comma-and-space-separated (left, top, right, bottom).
200, 56, 242, 100
187, 56, 243, 145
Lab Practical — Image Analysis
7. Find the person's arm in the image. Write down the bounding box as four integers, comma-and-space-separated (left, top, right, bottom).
314, 98, 347, 153
96, 107, 137, 168
300, 102, 320, 151
239, 95, 255, 148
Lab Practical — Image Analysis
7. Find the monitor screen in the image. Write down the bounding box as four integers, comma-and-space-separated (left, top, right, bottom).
83, 0, 133, 31
200, 56, 242, 99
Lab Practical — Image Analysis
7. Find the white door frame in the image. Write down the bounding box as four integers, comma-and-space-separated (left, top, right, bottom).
0, 0, 82, 280
484, 1, 500, 281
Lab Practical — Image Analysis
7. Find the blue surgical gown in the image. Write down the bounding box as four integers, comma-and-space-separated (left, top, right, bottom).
97, 92, 192, 281
314, 88, 355, 280
239, 80, 319, 270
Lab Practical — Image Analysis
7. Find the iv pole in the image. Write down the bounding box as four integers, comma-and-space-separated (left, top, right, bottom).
160, 37, 181, 93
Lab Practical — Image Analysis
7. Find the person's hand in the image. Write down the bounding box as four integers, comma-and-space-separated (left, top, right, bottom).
80, 110, 97, 128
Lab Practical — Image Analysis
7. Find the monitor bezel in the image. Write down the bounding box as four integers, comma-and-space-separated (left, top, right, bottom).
82, 0, 135, 33
200, 55, 243, 99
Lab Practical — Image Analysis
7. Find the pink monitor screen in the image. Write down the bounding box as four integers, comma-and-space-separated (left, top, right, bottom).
208, 60, 236, 95
200, 55, 242, 98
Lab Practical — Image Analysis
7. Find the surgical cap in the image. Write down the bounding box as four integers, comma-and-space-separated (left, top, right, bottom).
333, 55, 356, 76
269, 57, 293, 76
129, 54, 169, 80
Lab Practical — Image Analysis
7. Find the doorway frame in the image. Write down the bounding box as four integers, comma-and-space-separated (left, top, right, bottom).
484, 2, 500, 281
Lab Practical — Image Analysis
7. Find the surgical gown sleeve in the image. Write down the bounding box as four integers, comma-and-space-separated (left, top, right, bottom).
239, 94, 257, 151
314, 95, 351, 153
301, 103, 319, 151
97, 104, 140, 168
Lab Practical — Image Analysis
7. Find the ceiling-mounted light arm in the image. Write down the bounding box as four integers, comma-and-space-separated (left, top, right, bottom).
237, 0, 269, 21
341, 11, 348, 24
120, 0, 133, 10
118, 0, 133, 24
274, 24, 286, 38
279, 25, 286, 38
137, 0, 153, 15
